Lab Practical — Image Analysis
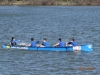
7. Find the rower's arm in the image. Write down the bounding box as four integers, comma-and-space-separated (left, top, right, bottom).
54, 43, 59, 47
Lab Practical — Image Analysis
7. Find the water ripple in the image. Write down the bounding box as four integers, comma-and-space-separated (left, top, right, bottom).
0, 6, 100, 75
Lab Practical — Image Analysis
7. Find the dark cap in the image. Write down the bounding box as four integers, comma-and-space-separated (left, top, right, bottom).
58, 38, 61, 41
31, 38, 34, 41
43, 38, 46, 40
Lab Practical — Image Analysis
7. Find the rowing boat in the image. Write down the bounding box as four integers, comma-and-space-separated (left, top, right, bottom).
2, 44, 93, 51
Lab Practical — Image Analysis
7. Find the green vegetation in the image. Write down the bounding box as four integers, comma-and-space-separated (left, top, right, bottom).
0, 0, 100, 6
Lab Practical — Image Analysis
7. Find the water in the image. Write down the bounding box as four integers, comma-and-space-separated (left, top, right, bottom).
0, 6, 100, 75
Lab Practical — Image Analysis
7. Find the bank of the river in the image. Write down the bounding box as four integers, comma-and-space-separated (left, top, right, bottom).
0, 0, 100, 6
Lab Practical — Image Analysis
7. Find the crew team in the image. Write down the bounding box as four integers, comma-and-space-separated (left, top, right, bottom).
10, 37, 77, 47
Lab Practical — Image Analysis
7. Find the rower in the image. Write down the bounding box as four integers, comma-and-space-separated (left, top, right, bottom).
66, 38, 77, 46
28, 38, 36, 47
10, 37, 18, 46
54, 38, 64, 47
40, 38, 50, 47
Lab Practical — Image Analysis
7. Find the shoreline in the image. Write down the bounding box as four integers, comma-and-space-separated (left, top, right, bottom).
0, 1, 100, 6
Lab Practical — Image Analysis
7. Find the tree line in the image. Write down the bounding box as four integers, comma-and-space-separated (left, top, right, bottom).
0, 0, 100, 5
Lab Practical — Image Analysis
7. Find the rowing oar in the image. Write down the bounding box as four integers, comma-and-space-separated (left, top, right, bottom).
35, 41, 40, 44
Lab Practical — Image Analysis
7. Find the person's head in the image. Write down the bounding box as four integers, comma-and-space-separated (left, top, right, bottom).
71, 38, 75, 42
58, 38, 61, 42
43, 38, 46, 42
11, 37, 15, 41
31, 38, 34, 41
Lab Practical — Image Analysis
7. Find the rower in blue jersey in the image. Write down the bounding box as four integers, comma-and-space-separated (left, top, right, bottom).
66, 38, 77, 46
54, 38, 64, 47
40, 38, 50, 47
28, 38, 36, 47
10, 37, 18, 46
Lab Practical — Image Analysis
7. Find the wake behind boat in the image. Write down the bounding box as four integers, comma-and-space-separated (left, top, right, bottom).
2, 44, 93, 51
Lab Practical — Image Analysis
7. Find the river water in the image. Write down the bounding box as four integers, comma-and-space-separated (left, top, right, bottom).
0, 6, 100, 75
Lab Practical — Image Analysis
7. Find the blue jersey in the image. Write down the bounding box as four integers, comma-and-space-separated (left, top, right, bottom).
71, 42, 77, 46
30, 41, 36, 47
43, 41, 50, 47
59, 41, 64, 47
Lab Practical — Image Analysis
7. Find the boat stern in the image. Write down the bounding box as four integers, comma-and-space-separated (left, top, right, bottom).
3, 44, 10, 49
